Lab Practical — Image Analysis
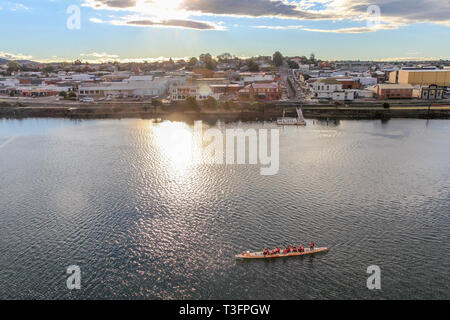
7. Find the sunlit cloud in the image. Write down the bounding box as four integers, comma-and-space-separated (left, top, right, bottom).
82, 0, 450, 32
254, 23, 401, 33
0, 51, 33, 60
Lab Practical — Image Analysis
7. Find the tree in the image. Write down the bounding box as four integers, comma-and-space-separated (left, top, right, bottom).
151, 99, 163, 107
204, 97, 218, 110
247, 60, 260, 72
188, 57, 198, 68
59, 91, 68, 99
217, 53, 232, 62
7, 61, 21, 74
310, 53, 316, 63
68, 91, 77, 100
43, 65, 55, 74
273, 51, 283, 67
185, 96, 199, 112
287, 60, 299, 69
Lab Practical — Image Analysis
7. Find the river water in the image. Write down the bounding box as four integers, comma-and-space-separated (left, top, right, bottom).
0, 118, 449, 299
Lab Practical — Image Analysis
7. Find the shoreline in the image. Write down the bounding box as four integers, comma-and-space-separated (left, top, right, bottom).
1, 100, 450, 120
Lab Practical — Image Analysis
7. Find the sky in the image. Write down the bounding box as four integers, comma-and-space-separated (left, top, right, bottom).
0, 0, 449, 63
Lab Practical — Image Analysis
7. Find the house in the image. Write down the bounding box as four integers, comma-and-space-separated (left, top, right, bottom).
375, 84, 413, 99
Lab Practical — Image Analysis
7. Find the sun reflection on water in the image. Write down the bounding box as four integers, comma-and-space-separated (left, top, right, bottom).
149, 120, 199, 175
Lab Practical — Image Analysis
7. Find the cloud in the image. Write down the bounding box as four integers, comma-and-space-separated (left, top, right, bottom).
82, 0, 450, 31
123, 19, 221, 30
181, 0, 332, 20
254, 23, 400, 33
80, 52, 119, 59
0, 51, 33, 60
89, 17, 104, 23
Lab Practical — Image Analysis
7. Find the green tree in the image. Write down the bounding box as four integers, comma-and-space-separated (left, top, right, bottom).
273, 51, 284, 67
68, 91, 77, 100
204, 96, 218, 110
247, 60, 260, 72
185, 96, 199, 112
7, 61, 21, 74
188, 57, 198, 68
151, 99, 163, 107
200, 53, 217, 70
287, 60, 299, 69
59, 91, 68, 99
217, 53, 232, 62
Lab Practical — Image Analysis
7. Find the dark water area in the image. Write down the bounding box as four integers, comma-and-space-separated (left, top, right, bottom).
0, 118, 449, 299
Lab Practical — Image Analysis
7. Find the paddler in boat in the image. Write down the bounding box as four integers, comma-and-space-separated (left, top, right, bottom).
263, 248, 270, 256
293, 246, 298, 252
310, 241, 315, 250
299, 245, 305, 253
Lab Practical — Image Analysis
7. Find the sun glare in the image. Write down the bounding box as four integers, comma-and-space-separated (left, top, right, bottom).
150, 121, 197, 174
138, 0, 185, 19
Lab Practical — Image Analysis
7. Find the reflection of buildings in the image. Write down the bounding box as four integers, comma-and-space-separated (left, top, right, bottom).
314, 119, 341, 127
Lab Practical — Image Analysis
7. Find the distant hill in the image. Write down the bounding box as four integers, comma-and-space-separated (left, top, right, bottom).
0, 58, 39, 65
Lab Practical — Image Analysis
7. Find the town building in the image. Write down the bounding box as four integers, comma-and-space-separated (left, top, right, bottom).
389, 70, 450, 87
238, 83, 281, 101
375, 84, 413, 99
311, 79, 355, 101
79, 76, 178, 99
413, 85, 445, 100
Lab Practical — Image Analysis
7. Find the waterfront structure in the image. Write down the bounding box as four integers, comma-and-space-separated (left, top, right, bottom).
375, 84, 413, 99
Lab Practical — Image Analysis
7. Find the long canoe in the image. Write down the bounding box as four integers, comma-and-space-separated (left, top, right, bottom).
236, 247, 328, 259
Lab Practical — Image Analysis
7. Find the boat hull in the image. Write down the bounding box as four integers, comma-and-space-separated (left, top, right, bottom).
236, 247, 328, 259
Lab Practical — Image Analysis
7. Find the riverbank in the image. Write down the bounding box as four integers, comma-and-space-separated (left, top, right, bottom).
1, 100, 449, 120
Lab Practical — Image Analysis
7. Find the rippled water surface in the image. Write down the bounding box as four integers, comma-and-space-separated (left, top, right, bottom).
0, 118, 449, 299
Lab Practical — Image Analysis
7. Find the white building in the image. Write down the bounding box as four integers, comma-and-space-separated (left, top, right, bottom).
58, 73, 98, 82
354, 77, 377, 87
170, 83, 213, 101
79, 76, 178, 98
311, 79, 355, 101
241, 73, 275, 84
